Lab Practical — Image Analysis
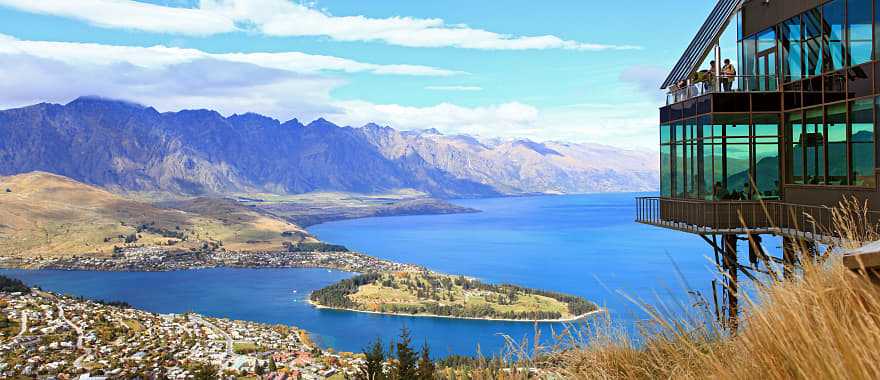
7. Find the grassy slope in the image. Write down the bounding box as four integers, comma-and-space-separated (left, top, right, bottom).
346, 272, 574, 319
0, 171, 314, 257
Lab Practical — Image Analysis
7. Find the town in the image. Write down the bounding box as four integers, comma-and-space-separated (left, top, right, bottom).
0, 247, 423, 274
0, 285, 364, 379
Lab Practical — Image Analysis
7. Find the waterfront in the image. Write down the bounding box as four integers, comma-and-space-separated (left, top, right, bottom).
0, 193, 770, 356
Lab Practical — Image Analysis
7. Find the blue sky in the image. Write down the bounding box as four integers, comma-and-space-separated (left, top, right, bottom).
0, 0, 719, 148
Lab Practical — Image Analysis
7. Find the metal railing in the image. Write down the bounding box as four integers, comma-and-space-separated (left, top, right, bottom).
666, 75, 779, 105
635, 196, 880, 237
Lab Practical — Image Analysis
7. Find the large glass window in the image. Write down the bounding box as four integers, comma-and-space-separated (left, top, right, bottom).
757, 28, 778, 91
822, 0, 846, 72
826, 103, 848, 185
660, 124, 672, 197
876, 0, 880, 60
852, 99, 875, 187
787, 111, 805, 184
849, 0, 873, 66
720, 115, 751, 199
741, 35, 757, 90
753, 114, 781, 198
687, 119, 698, 198
805, 107, 826, 184
804, 9, 823, 77
675, 122, 685, 197
700, 118, 716, 200
782, 15, 803, 82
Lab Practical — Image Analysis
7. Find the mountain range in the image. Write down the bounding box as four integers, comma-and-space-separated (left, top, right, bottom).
0, 97, 658, 198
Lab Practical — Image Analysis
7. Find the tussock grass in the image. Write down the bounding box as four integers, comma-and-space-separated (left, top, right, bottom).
446, 197, 880, 379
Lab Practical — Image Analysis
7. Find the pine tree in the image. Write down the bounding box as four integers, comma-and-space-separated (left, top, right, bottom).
362, 337, 386, 380
417, 341, 435, 380
394, 327, 418, 380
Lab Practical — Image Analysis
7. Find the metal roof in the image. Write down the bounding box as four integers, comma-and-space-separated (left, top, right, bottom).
660, 0, 744, 89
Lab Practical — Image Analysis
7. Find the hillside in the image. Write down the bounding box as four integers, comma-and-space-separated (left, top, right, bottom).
0, 97, 658, 198
310, 271, 598, 321
0, 172, 314, 257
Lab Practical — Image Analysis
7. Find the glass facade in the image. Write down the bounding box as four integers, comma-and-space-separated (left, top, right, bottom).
785, 99, 877, 188
761, 0, 878, 84
660, 0, 880, 201
661, 115, 782, 200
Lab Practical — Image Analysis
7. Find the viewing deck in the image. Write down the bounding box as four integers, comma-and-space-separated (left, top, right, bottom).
634, 197, 878, 243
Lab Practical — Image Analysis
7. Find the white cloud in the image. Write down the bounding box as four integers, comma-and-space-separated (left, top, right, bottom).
0, 35, 655, 149
0, 0, 640, 51
0, 51, 345, 120
0, 34, 458, 76
0, 0, 234, 35
424, 86, 482, 92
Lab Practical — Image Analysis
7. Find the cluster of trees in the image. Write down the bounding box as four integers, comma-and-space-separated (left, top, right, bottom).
360, 327, 434, 380
451, 276, 597, 316
309, 273, 381, 308
376, 303, 563, 320
70, 295, 132, 309
136, 222, 187, 240
0, 276, 30, 294
285, 242, 350, 253
312, 271, 596, 320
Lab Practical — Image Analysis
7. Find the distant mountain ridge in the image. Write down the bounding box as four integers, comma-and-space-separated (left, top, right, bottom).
0, 97, 658, 197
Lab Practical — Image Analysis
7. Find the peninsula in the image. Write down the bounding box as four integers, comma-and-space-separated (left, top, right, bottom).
309, 271, 598, 322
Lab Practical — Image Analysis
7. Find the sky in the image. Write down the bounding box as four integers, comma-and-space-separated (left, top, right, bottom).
0, 0, 720, 149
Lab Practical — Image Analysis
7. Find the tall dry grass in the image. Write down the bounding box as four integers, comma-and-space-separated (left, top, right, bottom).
444, 198, 880, 379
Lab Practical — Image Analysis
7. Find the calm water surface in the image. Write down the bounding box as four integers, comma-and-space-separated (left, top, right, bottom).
0, 193, 769, 356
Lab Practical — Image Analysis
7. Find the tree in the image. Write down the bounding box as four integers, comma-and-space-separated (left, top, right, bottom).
255, 361, 264, 376
190, 362, 219, 380
361, 337, 386, 380
268, 357, 277, 372
417, 341, 435, 380
394, 327, 418, 380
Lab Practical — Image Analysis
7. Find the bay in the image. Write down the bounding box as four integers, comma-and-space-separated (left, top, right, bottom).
0, 193, 765, 356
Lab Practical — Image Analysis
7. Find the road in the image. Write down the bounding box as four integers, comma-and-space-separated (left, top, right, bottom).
191, 315, 233, 356
14, 312, 27, 340
58, 304, 84, 349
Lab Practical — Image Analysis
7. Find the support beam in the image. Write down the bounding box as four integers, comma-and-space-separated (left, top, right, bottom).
723, 234, 739, 332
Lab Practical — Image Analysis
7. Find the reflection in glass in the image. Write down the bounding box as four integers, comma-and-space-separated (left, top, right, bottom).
753, 114, 780, 197
719, 115, 751, 199
826, 103, 847, 185
661, 145, 671, 197
804, 9, 823, 77
848, 0, 873, 66
852, 99, 875, 187
787, 111, 805, 184
805, 107, 825, 184
822, 0, 846, 72
782, 15, 803, 82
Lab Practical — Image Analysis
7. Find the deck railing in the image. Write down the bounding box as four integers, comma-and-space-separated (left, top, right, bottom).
635, 197, 879, 236
666, 74, 779, 105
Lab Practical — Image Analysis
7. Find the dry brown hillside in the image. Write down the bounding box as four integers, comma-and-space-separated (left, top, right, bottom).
0, 171, 315, 257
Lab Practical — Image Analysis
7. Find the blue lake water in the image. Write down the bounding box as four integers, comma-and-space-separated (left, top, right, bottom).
0, 193, 772, 357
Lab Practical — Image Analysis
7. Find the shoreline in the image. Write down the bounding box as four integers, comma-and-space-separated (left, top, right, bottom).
307, 299, 604, 323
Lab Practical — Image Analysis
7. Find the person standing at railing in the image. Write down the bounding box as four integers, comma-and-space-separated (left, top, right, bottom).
707, 61, 717, 92
721, 59, 736, 92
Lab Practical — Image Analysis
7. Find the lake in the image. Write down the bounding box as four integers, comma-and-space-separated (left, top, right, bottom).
0, 193, 770, 357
